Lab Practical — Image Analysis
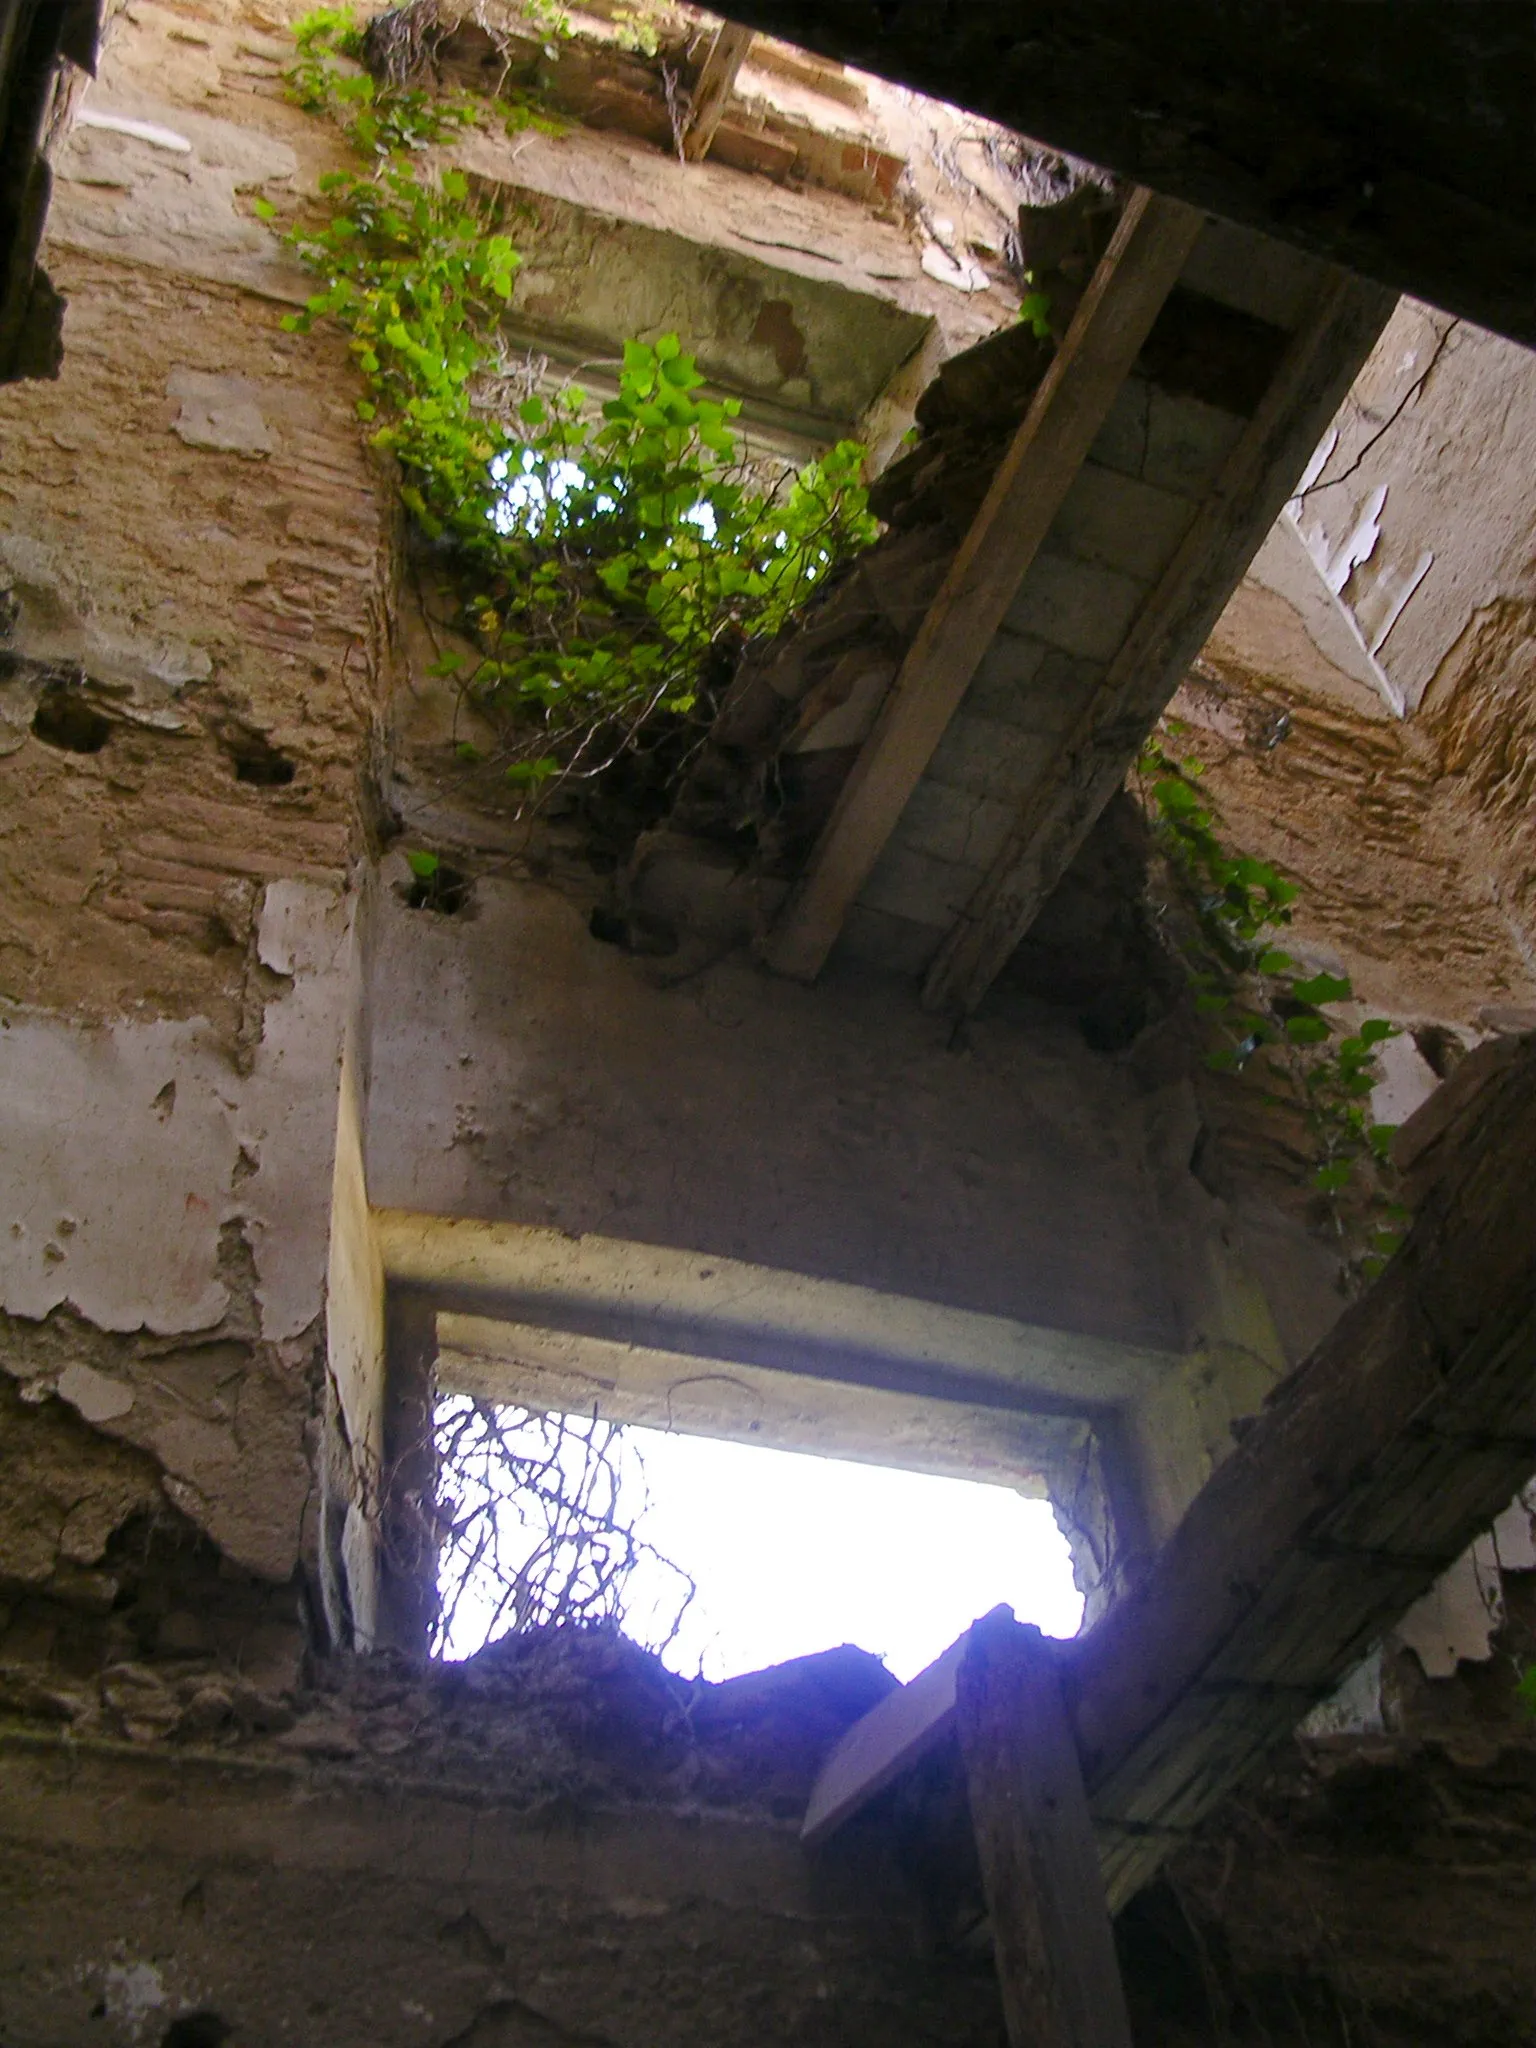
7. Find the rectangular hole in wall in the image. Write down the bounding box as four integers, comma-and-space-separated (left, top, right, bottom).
364, 1220, 1177, 1668
432, 1391, 1084, 1681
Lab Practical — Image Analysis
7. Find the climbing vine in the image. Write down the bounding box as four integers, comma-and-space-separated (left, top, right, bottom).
1136, 724, 1407, 1280
280, 7, 877, 791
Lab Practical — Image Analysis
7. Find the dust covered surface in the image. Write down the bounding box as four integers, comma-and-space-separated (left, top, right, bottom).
1116, 1579, 1536, 2047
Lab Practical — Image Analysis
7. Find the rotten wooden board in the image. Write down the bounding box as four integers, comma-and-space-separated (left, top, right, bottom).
957, 1612, 1134, 2048
683, 22, 755, 162
922, 267, 1397, 1016
762, 187, 1203, 982
801, 1626, 969, 1848
1073, 1031, 1536, 1905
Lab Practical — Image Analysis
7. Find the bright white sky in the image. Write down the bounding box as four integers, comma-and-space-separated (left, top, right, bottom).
443, 1416, 1084, 1684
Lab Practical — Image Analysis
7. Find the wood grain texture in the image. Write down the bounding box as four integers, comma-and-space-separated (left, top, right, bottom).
682, 22, 755, 161
958, 1612, 1134, 2048
801, 1628, 967, 1848
800, 1042, 1536, 1914
1068, 1031, 1536, 1906
922, 268, 1397, 1015
763, 188, 1202, 981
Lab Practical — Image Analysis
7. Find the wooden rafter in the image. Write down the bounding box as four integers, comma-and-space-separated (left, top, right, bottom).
761, 187, 1203, 983
682, 21, 755, 162
803, 1037, 1536, 1908
921, 268, 1396, 1016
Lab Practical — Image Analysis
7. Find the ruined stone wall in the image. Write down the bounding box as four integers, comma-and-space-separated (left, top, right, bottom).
1, 9, 1532, 2046
1117, 1571, 1536, 2048
0, 0, 390, 1650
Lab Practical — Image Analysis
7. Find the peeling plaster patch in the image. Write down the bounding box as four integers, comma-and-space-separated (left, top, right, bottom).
53, 94, 308, 303
0, 530, 211, 717
0, 885, 355, 1342
1393, 1536, 1504, 1678
101, 1960, 168, 2037
58, 1362, 136, 1423
167, 368, 274, 459
77, 107, 191, 153
0, 1014, 237, 1334
242, 881, 357, 1342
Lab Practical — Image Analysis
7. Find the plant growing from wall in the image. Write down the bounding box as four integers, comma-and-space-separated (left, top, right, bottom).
432, 1396, 694, 1659
1136, 725, 1407, 1281
280, 7, 877, 795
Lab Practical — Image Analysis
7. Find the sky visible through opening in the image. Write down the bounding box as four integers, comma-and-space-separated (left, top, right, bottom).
438, 1405, 1084, 1684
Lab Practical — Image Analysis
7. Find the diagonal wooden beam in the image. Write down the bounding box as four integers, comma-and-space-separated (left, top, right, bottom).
802, 1037, 1536, 1908
1072, 1032, 1536, 1907
921, 268, 1396, 1017
682, 21, 755, 161
761, 187, 1204, 982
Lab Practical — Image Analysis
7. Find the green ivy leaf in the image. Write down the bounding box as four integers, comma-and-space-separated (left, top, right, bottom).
1285, 1014, 1332, 1045
1290, 971, 1353, 1005
405, 849, 440, 879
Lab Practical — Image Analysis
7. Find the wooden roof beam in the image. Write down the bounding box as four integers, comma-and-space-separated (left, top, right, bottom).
762, 187, 1203, 983
922, 268, 1396, 1016
682, 21, 755, 162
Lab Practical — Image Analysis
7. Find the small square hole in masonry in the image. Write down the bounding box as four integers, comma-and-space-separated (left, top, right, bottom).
432, 1395, 1083, 1681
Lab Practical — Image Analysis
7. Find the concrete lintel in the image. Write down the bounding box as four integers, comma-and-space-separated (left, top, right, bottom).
373, 1209, 1182, 1416
438, 1311, 1093, 1494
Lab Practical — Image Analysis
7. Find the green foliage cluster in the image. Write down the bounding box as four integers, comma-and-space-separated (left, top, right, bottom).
611, 3, 672, 56
287, 7, 481, 153
1137, 726, 1406, 1277
281, 6, 877, 791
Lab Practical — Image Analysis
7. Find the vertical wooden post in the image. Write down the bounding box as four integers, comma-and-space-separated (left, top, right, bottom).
955, 1609, 1134, 2048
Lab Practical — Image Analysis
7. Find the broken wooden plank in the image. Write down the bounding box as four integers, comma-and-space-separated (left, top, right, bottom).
762, 187, 1204, 982
957, 1612, 1134, 2048
801, 1625, 968, 1848
682, 21, 755, 161
921, 268, 1396, 1015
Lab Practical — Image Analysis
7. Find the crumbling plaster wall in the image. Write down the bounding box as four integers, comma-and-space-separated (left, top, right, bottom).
0, 1635, 1014, 2048
0, 0, 393, 1615
1193, 300, 1536, 1034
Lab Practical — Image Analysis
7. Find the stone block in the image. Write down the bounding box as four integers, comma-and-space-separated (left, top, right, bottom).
895, 778, 1017, 869
1143, 388, 1246, 497
858, 838, 984, 929
1003, 548, 1148, 662
926, 712, 1055, 806
1087, 373, 1151, 481
1051, 460, 1196, 582
836, 901, 947, 976
966, 635, 1101, 735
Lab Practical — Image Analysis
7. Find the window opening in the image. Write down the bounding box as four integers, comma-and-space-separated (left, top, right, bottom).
433, 1395, 1083, 1681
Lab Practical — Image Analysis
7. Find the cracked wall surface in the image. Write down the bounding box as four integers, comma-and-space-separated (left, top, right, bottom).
0, 6, 1533, 2045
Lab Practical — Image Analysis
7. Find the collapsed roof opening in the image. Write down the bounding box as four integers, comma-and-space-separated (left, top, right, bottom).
432, 1392, 1083, 1678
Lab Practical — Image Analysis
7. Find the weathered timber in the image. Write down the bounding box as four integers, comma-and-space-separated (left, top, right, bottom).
682, 22, 755, 161
1069, 1031, 1536, 1907
802, 1039, 1536, 1910
922, 267, 1396, 1015
762, 187, 1202, 982
957, 1612, 1134, 2048
802, 1627, 968, 1849
710, 1, 1536, 349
